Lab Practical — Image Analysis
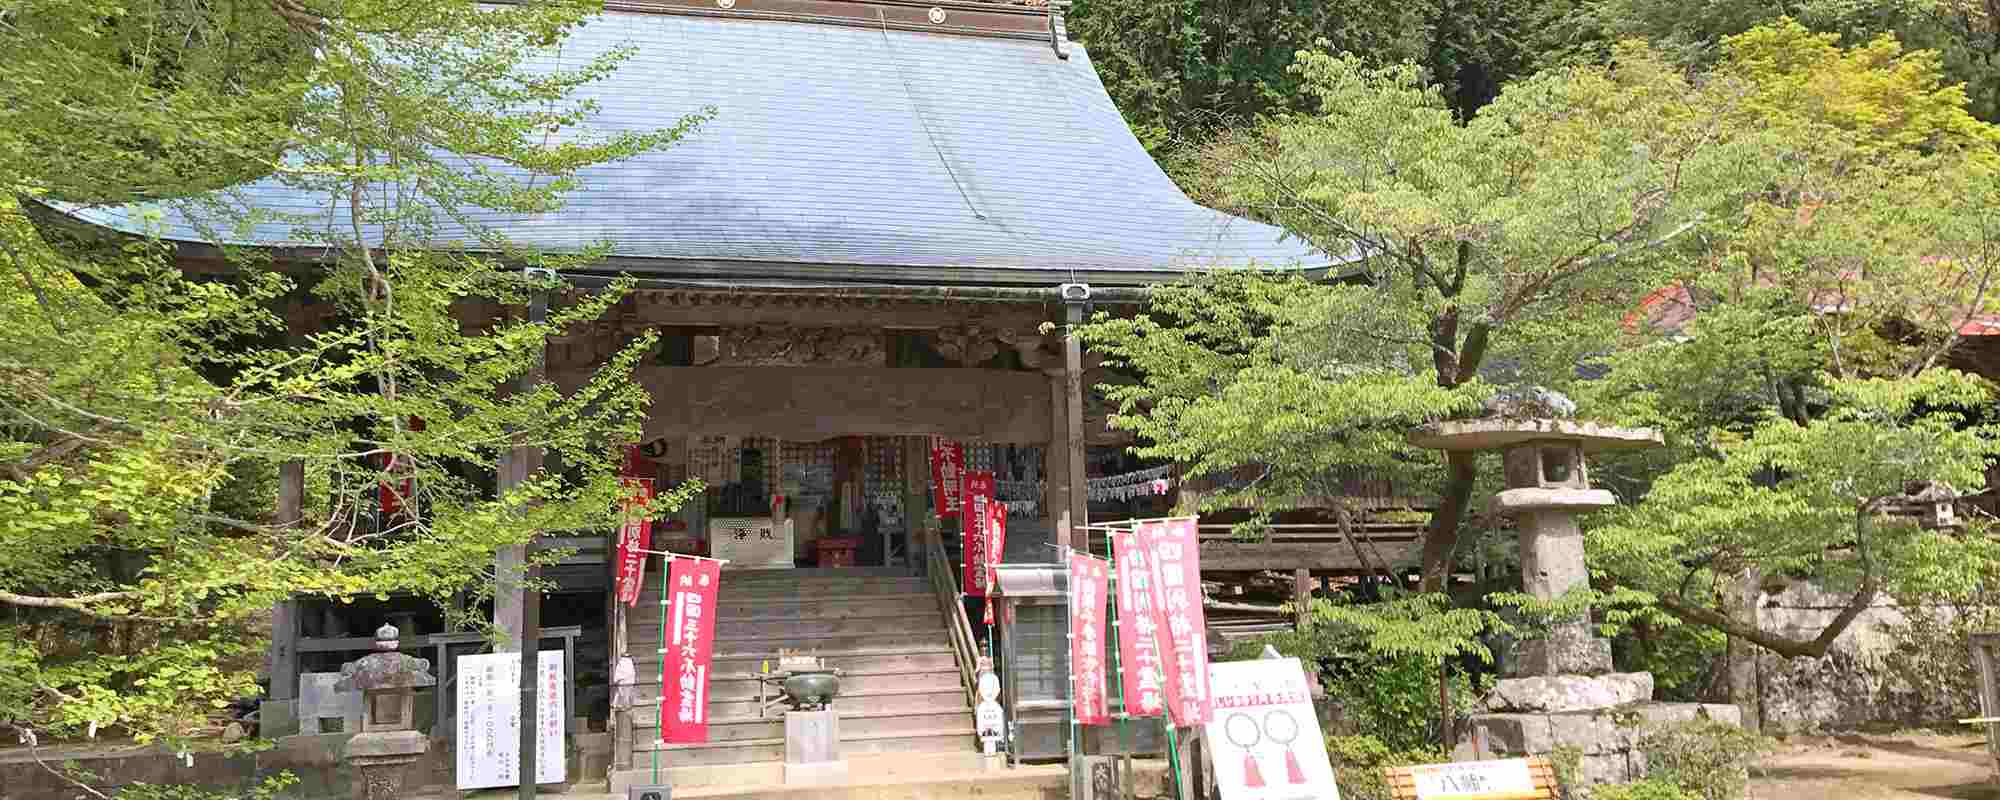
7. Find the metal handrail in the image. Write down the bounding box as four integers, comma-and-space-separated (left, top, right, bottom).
924, 531, 981, 708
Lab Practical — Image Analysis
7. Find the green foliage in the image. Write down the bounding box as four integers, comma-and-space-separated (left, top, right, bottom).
1639, 719, 1770, 800
1240, 591, 1496, 750
1324, 734, 1451, 800
114, 773, 297, 800
1550, 1, 2000, 123
1595, 779, 1698, 800
1618, 622, 1728, 701
0, 0, 705, 749
1082, 41, 1773, 586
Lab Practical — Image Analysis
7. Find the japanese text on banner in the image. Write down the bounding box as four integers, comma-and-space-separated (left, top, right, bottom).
929, 438, 964, 518
961, 471, 996, 597
1112, 530, 1166, 718
982, 501, 1008, 624
659, 557, 720, 743
1143, 518, 1212, 726
1070, 552, 1111, 725
615, 477, 654, 607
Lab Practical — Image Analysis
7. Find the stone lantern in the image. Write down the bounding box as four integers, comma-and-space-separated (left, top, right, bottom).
1409, 399, 1663, 677
335, 624, 436, 800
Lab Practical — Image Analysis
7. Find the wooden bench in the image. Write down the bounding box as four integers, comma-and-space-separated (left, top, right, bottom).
1385, 756, 1558, 800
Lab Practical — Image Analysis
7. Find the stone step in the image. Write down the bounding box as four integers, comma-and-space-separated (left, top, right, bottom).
628, 727, 975, 765
631, 709, 973, 742
621, 750, 996, 790
703, 688, 969, 718
641, 637, 959, 662
640, 576, 929, 599
705, 596, 945, 621
635, 647, 959, 677
634, 614, 944, 641
628, 667, 965, 703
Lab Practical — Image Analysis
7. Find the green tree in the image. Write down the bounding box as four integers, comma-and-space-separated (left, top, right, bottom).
1082, 44, 1769, 591
1064, 0, 1564, 168
1, 0, 703, 759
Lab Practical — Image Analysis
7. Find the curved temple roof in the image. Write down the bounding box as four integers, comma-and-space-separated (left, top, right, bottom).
50, 9, 1330, 286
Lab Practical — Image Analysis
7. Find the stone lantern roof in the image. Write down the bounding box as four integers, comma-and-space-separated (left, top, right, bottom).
1407, 419, 1664, 453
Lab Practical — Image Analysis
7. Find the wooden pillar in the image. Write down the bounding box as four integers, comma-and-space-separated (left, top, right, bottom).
264, 459, 306, 737
495, 278, 550, 653
1063, 291, 1088, 552
905, 436, 931, 573
1047, 373, 1073, 548
1294, 568, 1313, 632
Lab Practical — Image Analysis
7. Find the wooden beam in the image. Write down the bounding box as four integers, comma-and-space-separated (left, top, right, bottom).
1196, 542, 1420, 573
1047, 373, 1072, 545
566, 288, 1051, 332
1063, 298, 1087, 552
547, 366, 1053, 443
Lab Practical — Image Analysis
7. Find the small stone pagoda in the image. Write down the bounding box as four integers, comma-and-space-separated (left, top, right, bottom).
1411, 391, 1740, 787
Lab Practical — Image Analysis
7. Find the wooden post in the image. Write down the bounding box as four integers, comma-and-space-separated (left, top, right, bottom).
262, 459, 306, 737
1047, 373, 1072, 549
1294, 568, 1312, 632
1063, 291, 1088, 553
906, 436, 931, 573
1972, 635, 2000, 783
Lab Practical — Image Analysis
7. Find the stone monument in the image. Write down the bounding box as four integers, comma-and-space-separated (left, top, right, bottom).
334, 624, 436, 800
1410, 391, 1739, 787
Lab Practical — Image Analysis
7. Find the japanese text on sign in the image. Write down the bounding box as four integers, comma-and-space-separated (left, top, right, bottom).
930, 438, 965, 518
660, 557, 721, 743
1113, 530, 1166, 718
1070, 552, 1110, 725
962, 471, 996, 597
1405, 759, 1537, 799
1142, 518, 1211, 726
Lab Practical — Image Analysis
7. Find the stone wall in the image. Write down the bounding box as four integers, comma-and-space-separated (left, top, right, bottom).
1754, 582, 1980, 733
1459, 701, 1743, 788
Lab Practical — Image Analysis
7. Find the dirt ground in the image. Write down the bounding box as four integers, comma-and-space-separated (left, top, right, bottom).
1749, 732, 2000, 799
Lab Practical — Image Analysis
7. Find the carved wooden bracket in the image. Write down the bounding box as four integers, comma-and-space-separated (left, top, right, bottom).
709, 325, 886, 367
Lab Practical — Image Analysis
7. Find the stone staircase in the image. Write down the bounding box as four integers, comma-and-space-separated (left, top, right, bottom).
618, 568, 975, 787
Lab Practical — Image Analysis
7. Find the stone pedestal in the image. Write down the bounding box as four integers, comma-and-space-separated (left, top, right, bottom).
782, 710, 847, 785
1458, 701, 1742, 788
344, 730, 427, 800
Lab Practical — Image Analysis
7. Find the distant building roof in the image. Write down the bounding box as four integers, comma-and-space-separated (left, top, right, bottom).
46, 7, 1331, 287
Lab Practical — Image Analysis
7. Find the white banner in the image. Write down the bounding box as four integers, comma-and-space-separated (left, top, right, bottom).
455, 651, 566, 790
1203, 658, 1339, 800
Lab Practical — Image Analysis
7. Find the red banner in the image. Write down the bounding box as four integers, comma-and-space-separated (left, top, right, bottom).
1112, 530, 1167, 718
1070, 552, 1111, 725
1142, 518, 1211, 727
929, 438, 965, 518
615, 478, 654, 607
961, 471, 996, 597
660, 557, 721, 743
981, 501, 1009, 624
377, 417, 426, 518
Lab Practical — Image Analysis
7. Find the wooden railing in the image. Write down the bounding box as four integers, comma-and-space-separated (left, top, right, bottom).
924, 530, 982, 708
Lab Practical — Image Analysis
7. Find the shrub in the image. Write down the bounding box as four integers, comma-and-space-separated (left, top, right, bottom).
1325, 734, 1450, 800
1595, 779, 1697, 800
1639, 719, 1769, 800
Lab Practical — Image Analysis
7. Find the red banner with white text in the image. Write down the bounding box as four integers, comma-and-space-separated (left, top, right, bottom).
961, 471, 996, 597
1142, 518, 1212, 727
930, 438, 965, 518
660, 557, 720, 743
1112, 530, 1167, 718
1070, 551, 1111, 725
981, 500, 1009, 624
615, 478, 654, 607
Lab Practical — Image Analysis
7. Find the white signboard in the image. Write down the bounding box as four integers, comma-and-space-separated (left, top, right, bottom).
1203, 658, 1339, 800
455, 651, 566, 789
710, 517, 792, 568
1405, 759, 1537, 799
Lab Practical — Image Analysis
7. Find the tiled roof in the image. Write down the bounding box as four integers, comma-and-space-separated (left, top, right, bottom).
48, 11, 1330, 286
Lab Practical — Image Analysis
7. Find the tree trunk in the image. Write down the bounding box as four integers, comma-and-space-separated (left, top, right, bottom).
1420, 450, 1479, 592
1725, 568, 1763, 732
